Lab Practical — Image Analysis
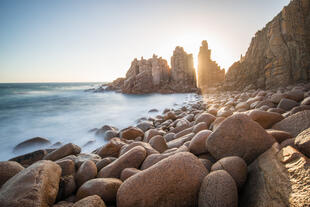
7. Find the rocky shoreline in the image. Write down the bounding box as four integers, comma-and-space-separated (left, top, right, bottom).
1, 83, 310, 207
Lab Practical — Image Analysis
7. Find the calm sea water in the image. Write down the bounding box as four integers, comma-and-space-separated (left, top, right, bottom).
0, 82, 196, 161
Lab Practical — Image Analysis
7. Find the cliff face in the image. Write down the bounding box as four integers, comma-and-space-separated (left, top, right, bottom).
198, 40, 225, 90
109, 47, 197, 94
225, 0, 310, 90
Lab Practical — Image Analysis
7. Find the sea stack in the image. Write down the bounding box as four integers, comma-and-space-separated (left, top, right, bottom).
197, 40, 225, 91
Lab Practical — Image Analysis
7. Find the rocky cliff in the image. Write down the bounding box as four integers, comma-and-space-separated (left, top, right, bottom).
198, 40, 225, 91
105, 47, 197, 94
225, 0, 310, 90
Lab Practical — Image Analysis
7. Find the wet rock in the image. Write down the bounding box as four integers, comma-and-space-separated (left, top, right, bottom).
117, 152, 208, 207
0, 160, 61, 207
13, 137, 51, 152
44, 143, 81, 161
198, 170, 238, 207
207, 114, 275, 164
10, 149, 48, 167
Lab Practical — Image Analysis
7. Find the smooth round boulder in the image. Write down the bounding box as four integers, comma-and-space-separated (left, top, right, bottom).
13, 137, 51, 152
285, 90, 304, 102
211, 156, 247, 189
10, 149, 48, 167
210, 117, 226, 131
76, 160, 97, 187
0, 160, 61, 207
192, 122, 208, 134
248, 110, 284, 129
44, 143, 81, 161
73, 195, 106, 207
98, 146, 146, 178
206, 114, 275, 164
0, 161, 24, 187
120, 168, 141, 181
56, 159, 76, 176
76, 178, 122, 203
120, 127, 144, 140
189, 130, 212, 155
118, 141, 159, 157
148, 135, 168, 153
194, 113, 216, 127
117, 152, 208, 207
144, 129, 164, 142
294, 128, 310, 157
198, 170, 238, 207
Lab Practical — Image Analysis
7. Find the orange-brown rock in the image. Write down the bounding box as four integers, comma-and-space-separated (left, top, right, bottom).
120, 168, 141, 181
0, 161, 24, 187
248, 109, 284, 128
117, 152, 208, 207
44, 143, 81, 161
0, 160, 61, 207
76, 178, 122, 203
189, 130, 212, 155
119, 126, 144, 140
148, 135, 168, 153
198, 170, 238, 207
73, 195, 106, 207
75, 160, 97, 187
294, 127, 310, 157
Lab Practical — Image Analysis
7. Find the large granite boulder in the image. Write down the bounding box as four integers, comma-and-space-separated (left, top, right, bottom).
240, 143, 310, 206
206, 114, 275, 164
117, 152, 208, 207
272, 110, 310, 137
0, 160, 61, 207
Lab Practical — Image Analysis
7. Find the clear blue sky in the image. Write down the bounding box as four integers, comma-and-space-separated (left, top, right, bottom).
0, 0, 290, 83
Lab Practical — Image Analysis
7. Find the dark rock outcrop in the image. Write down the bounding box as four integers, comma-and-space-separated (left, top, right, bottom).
225, 0, 310, 90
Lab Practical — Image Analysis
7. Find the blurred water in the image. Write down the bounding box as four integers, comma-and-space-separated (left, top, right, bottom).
0, 82, 196, 160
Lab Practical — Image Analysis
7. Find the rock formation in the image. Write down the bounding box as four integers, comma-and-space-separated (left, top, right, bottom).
225, 0, 310, 90
101, 47, 197, 94
198, 40, 225, 90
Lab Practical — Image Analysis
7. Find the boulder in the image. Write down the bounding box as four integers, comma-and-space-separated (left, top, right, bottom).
163, 132, 176, 142
10, 149, 48, 167
56, 159, 76, 176
144, 129, 164, 142
301, 97, 310, 105
98, 146, 146, 178
13, 137, 51, 152
294, 128, 310, 157
207, 114, 275, 164
118, 141, 159, 157
120, 127, 144, 140
167, 132, 195, 149
189, 130, 212, 155
240, 144, 310, 206
194, 113, 216, 127
44, 143, 81, 161
96, 157, 117, 171
210, 117, 226, 131
120, 168, 141, 181
57, 175, 76, 201
96, 138, 127, 158
198, 170, 238, 207
248, 110, 284, 129
266, 129, 293, 143
74, 153, 101, 168
0, 160, 61, 207
75, 160, 97, 187
73, 195, 106, 207
211, 156, 247, 189
272, 110, 310, 137
192, 122, 208, 133
136, 121, 154, 132
277, 98, 299, 111
0, 161, 24, 187
199, 159, 213, 172
148, 135, 168, 153
53, 201, 74, 207
117, 152, 208, 207
285, 90, 304, 102
76, 178, 122, 203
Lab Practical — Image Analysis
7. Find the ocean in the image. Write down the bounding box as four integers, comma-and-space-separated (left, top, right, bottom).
0, 82, 196, 161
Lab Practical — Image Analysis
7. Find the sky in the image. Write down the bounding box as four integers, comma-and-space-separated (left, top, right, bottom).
0, 0, 290, 83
